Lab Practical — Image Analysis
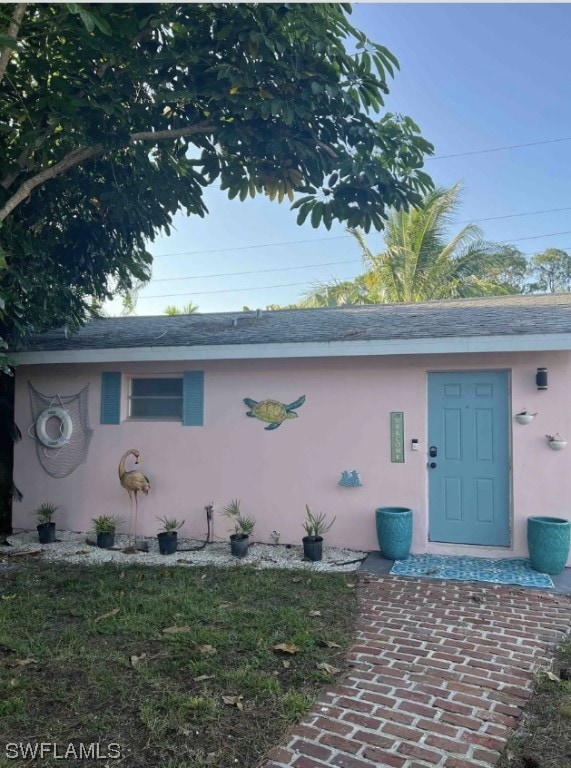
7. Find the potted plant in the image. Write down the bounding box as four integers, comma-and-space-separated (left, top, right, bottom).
35, 502, 58, 544
515, 408, 537, 425
221, 499, 255, 558
157, 516, 184, 555
546, 433, 567, 450
92, 515, 123, 549
302, 504, 335, 562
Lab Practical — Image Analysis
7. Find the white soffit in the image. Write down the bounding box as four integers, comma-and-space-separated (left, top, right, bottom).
11, 333, 571, 365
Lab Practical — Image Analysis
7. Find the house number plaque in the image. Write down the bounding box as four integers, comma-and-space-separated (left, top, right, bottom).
390, 411, 405, 463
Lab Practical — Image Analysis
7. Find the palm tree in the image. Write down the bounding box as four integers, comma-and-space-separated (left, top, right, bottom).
299, 275, 377, 308
164, 302, 199, 315
301, 184, 518, 306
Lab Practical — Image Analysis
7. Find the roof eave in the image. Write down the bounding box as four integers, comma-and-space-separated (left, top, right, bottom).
10, 333, 571, 366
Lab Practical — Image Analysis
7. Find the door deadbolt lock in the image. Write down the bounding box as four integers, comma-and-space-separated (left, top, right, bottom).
429, 446, 438, 458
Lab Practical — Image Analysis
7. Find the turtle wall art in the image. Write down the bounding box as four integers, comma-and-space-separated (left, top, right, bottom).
243, 395, 306, 430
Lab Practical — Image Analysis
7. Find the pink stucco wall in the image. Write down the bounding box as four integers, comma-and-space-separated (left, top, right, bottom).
12, 352, 571, 565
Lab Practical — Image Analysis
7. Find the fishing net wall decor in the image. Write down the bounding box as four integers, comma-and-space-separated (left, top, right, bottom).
28, 382, 94, 477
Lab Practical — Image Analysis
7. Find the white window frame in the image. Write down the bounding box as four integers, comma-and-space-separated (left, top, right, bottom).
127, 374, 183, 421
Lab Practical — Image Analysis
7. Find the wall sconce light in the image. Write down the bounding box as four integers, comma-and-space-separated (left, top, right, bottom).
536, 367, 548, 390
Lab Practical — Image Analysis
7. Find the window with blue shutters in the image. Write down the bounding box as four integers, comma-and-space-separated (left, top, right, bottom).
114, 372, 205, 425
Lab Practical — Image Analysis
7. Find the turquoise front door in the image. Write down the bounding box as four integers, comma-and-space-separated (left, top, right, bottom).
428, 371, 510, 546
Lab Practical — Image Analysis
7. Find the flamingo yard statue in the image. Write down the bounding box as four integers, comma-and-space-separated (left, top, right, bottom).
118, 449, 150, 546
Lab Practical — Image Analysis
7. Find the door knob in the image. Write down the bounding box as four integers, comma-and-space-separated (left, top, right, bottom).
429, 462, 437, 469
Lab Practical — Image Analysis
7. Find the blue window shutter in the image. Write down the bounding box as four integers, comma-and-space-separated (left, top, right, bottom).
183, 371, 204, 426
100, 372, 121, 425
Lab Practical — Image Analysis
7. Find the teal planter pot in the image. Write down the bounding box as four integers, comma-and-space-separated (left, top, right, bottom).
527, 516, 571, 575
375, 507, 413, 560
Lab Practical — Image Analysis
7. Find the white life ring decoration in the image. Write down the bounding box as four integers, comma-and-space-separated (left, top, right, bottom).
36, 407, 73, 449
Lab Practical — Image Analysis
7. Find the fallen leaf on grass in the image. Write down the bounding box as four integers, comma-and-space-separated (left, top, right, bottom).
73, 550, 89, 556
1, 594, 16, 601
162, 625, 191, 635
218, 603, 234, 610
94, 607, 120, 623
130, 653, 147, 667
194, 674, 215, 682
201, 574, 207, 580
8, 658, 37, 668
346, 582, 356, 589
292, 577, 302, 583
193, 644, 218, 655
222, 695, 244, 710
317, 662, 340, 674
308, 610, 322, 617
545, 670, 560, 682
281, 660, 291, 669
8, 550, 42, 558
319, 640, 341, 649
272, 643, 301, 654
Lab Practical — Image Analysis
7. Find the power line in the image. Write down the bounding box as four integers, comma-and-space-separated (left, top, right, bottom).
507, 229, 571, 243
458, 205, 571, 225
138, 246, 571, 303
153, 235, 347, 258
152, 258, 361, 283
522, 245, 571, 256
138, 281, 310, 300
139, 246, 571, 302
204, 137, 571, 189
429, 136, 571, 161
152, 206, 571, 259
146, 231, 571, 287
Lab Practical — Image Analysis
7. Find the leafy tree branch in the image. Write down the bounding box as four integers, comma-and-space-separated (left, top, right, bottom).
0, 122, 215, 222
0, 3, 26, 88
0, 2, 434, 352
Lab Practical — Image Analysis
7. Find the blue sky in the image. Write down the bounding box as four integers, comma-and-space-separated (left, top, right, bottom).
108, 3, 571, 316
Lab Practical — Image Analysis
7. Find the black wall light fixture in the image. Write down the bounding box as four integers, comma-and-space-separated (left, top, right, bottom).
536, 367, 548, 390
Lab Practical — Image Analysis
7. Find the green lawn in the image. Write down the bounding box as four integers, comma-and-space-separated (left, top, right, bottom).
0, 561, 358, 768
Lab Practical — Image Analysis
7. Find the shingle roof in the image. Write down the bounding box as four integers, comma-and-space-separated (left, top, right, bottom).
15, 293, 571, 352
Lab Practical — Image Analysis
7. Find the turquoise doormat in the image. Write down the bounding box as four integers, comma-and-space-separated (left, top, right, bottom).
390, 554, 554, 589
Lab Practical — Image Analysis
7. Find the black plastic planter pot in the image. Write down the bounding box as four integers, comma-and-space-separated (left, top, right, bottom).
302, 536, 323, 562
158, 531, 178, 555
230, 534, 249, 558
96, 532, 115, 549
37, 522, 56, 544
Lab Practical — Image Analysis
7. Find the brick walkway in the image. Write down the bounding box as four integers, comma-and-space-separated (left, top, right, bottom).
262, 574, 571, 768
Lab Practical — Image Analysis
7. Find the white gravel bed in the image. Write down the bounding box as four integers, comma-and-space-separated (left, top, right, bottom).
4, 530, 368, 572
